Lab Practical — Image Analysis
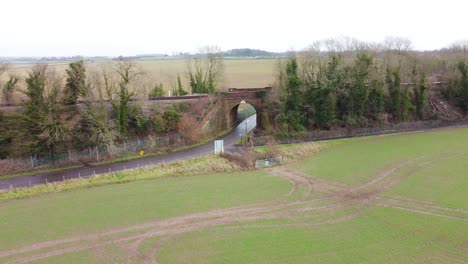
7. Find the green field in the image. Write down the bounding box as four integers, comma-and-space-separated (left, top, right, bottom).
292, 127, 468, 186
0, 127, 467, 263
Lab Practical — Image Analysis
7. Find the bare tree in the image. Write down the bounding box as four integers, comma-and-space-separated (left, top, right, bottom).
383, 36, 413, 52
187, 46, 224, 94
449, 40, 468, 59
383, 36, 413, 66
324, 38, 346, 54
299, 41, 323, 82
0, 62, 8, 77
2, 75, 18, 105
79, 71, 116, 154
102, 60, 142, 138
0, 63, 10, 104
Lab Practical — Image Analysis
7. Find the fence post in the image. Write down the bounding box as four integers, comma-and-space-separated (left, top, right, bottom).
30, 156, 34, 167
68, 149, 72, 161
96, 147, 99, 160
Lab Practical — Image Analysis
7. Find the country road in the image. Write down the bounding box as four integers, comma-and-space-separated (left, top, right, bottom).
0, 115, 257, 190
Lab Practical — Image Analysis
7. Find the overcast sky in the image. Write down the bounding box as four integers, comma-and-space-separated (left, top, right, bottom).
1, 0, 467, 57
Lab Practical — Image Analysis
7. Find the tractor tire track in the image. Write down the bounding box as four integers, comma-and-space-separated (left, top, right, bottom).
3, 148, 468, 263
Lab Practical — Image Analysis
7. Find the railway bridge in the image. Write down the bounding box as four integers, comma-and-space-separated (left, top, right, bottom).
0, 87, 272, 134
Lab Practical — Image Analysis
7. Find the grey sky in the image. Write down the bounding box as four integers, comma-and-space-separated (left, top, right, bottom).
1, 0, 467, 57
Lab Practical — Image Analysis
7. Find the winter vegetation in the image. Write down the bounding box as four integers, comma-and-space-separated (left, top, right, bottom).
1, 38, 467, 174
269, 38, 468, 135
0, 54, 222, 171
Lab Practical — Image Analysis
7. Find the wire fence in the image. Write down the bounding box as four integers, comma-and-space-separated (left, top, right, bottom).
253, 120, 468, 145
4, 134, 182, 172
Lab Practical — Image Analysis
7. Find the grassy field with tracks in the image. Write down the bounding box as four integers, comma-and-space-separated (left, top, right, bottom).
0, 127, 467, 263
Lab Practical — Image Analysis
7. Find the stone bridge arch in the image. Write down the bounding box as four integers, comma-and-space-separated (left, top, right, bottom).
219, 87, 270, 131
225, 98, 262, 128
198, 87, 271, 134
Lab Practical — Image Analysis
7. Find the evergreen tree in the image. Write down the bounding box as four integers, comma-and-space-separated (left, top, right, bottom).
388, 66, 401, 120
458, 61, 468, 110
24, 66, 47, 153
278, 57, 304, 132
25, 65, 69, 157
367, 80, 385, 120
106, 61, 138, 139
303, 59, 337, 130
177, 74, 188, 95
149, 83, 164, 97
117, 82, 131, 138
351, 53, 372, 117
401, 87, 412, 121
63, 61, 86, 105
315, 86, 336, 129
414, 74, 428, 119
324, 55, 346, 123
41, 83, 69, 158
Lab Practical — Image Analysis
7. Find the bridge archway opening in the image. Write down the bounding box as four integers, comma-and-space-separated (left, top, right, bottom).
229, 100, 257, 128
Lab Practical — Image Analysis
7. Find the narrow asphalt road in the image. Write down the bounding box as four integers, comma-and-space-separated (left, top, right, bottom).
0, 115, 257, 190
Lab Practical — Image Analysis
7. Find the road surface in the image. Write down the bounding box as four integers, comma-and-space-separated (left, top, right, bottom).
0, 115, 257, 190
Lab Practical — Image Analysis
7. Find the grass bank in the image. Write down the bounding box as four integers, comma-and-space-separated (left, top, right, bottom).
0, 155, 240, 202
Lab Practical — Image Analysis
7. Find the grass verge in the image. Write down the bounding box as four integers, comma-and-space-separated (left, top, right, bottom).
0, 165, 82, 180
0, 155, 242, 202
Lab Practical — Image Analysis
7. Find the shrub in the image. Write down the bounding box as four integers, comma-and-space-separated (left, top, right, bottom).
262, 138, 281, 159
221, 149, 255, 169
178, 113, 202, 143
150, 115, 166, 133
128, 104, 148, 135
149, 84, 164, 97
163, 109, 181, 131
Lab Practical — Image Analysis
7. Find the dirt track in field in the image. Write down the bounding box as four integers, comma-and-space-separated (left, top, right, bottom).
1, 150, 467, 264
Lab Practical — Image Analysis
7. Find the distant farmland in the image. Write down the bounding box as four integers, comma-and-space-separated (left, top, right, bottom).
6, 59, 278, 96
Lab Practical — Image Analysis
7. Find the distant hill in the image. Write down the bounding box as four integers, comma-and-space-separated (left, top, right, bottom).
0, 48, 288, 63
223, 48, 286, 58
